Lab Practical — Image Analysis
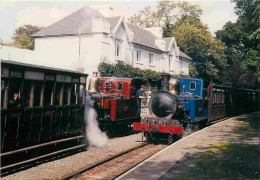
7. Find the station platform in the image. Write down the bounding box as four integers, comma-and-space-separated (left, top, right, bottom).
117, 111, 260, 180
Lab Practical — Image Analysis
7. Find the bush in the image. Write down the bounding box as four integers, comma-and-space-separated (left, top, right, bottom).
98, 62, 161, 86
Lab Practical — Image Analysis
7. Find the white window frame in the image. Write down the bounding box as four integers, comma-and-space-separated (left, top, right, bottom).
149, 53, 154, 64
135, 50, 142, 62
115, 39, 123, 58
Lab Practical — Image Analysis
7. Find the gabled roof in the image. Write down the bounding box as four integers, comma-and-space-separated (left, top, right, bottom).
164, 38, 173, 51
179, 50, 191, 60
163, 37, 191, 60
106, 16, 121, 32
106, 16, 161, 51
127, 23, 161, 51
32, 5, 190, 56
32, 6, 104, 37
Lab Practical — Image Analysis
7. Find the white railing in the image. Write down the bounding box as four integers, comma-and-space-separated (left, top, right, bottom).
141, 105, 149, 116
140, 95, 151, 116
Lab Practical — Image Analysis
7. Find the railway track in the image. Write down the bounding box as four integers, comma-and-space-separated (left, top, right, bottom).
64, 142, 168, 180
63, 117, 230, 180
1, 142, 87, 177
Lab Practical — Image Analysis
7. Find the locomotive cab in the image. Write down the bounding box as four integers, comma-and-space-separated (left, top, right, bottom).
171, 77, 208, 122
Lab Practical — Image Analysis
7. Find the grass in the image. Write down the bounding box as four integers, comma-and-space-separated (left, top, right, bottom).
184, 142, 260, 179
234, 115, 260, 139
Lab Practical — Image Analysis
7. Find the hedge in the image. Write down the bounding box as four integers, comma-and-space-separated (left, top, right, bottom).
98, 62, 161, 86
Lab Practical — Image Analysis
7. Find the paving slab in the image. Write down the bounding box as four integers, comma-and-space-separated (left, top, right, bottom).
117, 112, 260, 180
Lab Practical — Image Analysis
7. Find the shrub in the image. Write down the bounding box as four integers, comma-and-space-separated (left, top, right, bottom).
98, 62, 161, 86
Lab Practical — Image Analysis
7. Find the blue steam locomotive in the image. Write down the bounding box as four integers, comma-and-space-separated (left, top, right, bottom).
133, 74, 258, 143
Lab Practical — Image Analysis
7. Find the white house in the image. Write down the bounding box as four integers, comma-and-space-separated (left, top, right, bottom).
30, 5, 191, 76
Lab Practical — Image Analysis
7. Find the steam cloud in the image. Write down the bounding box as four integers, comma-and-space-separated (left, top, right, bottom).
182, 124, 199, 137
85, 95, 108, 147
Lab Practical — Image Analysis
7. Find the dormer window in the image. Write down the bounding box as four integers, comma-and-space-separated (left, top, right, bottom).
115, 39, 123, 58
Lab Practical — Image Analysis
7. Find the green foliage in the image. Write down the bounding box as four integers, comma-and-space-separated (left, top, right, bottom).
216, 0, 259, 88
129, 0, 227, 86
98, 62, 161, 86
12, 24, 44, 50
184, 143, 260, 179
228, 63, 257, 88
188, 63, 199, 77
170, 20, 227, 85
14, 33, 32, 49
172, 74, 190, 78
129, 0, 202, 37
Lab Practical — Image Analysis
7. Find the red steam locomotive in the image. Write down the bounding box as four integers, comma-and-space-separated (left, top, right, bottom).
88, 73, 145, 132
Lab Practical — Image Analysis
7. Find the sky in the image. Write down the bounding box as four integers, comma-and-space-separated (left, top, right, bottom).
0, 0, 238, 43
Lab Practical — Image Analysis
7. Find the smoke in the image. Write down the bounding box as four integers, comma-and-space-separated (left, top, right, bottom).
84, 95, 108, 147
182, 124, 199, 137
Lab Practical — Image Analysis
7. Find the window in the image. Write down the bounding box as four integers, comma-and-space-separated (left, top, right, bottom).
104, 82, 109, 88
63, 84, 71, 105
71, 84, 78, 104
136, 51, 142, 62
169, 55, 173, 67
149, 53, 153, 64
79, 85, 86, 104
55, 83, 63, 106
190, 82, 196, 90
44, 82, 54, 106
115, 39, 123, 58
118, 83, 123, 91
1, 79, 8, 108
180, 62, 183, 70
33, 81, 44, 107
23, 81, 34, 107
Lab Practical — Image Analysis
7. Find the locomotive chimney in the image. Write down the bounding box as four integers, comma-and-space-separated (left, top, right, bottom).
161, 73, 171, 91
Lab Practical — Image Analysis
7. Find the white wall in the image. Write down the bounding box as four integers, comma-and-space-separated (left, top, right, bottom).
112, 23, 129, 62
0, 46, 38, 64
131, 45, 164, 72
179, 59, 189, 75
34, 34, 105, 75
35, 36, 81, 71
80, 34, 103, 74
33, 18, 189, 77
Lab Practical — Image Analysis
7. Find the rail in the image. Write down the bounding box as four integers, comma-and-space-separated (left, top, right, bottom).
63, 142, 150, 180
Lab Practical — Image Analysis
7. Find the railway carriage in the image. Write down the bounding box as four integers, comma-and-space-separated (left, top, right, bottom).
1, 60, 88, 172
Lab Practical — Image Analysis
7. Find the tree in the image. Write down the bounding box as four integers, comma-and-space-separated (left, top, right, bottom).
216, 0, 259, 88
129, 0, 227, 86
129, 0, 202, 37
12, 25, 44, 50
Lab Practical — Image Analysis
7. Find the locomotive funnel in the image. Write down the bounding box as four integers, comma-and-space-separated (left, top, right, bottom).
149, 91, 177, 118
161, 73, 171, 91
